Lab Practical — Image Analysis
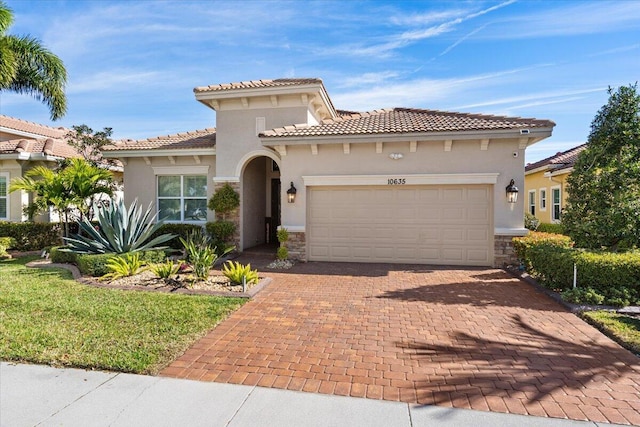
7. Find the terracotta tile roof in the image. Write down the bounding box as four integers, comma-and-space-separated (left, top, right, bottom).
194, 78, 323, 94
0, 137, 81, 158
525, 144, 586, 172
104, 128, 216, 151
0, 115, 68, 139
260, 108, 556, 138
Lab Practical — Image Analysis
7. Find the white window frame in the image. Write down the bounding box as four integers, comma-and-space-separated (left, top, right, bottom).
551, 186, 561, 223
528, 190, 536, 216
0, 172, 9, 220
539, 188, 547, 211
156, 174, 208, 224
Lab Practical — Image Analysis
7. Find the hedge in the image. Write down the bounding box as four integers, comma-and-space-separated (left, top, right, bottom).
50, 248, 168, 276
513, 232, 573, 270
536, 223, 565, 235
150, 223, 203, 250
517, 234, 640, 306
0, 221, 62, 251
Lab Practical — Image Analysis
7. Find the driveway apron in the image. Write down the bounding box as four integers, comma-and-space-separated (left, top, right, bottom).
161, 261, 640, 425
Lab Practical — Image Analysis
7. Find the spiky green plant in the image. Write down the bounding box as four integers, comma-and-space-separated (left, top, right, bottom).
62, 198, 175, 254
222, 261, 259, 285
151, 259, 183, 280
103, 253, 147, 280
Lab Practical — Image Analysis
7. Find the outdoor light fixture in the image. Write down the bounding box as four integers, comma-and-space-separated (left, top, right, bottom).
287, 182, 297, 203
506, 179, 519, 203
389, 153, 404, 160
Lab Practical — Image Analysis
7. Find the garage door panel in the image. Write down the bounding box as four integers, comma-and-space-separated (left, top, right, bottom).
308, 185, 492, 266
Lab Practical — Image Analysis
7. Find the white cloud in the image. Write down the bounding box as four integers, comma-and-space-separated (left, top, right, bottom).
67, 70, 168, 94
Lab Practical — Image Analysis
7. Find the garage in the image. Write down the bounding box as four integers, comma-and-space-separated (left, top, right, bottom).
307, 185, 493, 266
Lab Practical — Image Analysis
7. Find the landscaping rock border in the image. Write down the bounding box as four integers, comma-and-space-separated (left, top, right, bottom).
25, 259, 272, 299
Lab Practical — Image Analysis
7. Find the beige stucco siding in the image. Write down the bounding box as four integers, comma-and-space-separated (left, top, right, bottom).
216, 107, 308, 177
278, 139, 525, 233
122, 155, 216, 222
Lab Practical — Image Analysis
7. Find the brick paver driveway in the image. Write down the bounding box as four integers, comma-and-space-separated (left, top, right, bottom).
161, 260, 640, 425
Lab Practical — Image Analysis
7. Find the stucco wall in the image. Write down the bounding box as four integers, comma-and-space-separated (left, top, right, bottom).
215, 106, 308, 177
122, 155, 216, 222
0, 160, 26, 221
525, 169, 569, 224
278, 139, 525, 233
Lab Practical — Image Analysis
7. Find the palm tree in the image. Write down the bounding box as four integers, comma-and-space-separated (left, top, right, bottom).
9, 159, 114, 237
0, 1, 67, 120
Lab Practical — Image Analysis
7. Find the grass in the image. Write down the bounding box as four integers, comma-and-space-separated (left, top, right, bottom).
581, 310, 640, 356
0, 256, 247, 374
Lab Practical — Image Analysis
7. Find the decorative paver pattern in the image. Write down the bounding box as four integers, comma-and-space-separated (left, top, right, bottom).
161, 262, 640, 425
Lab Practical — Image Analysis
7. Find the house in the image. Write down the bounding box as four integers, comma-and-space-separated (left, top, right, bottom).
0, 115, 122, 222
524, 144, 585, 224
103, 78, 555, 267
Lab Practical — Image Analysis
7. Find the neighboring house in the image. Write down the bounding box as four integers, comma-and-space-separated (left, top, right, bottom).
0, 115, 122, 222
524, 144, 586, 224
103, 78, 555, 267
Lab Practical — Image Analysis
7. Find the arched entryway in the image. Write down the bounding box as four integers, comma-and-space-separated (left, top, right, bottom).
240, 155, 281, 250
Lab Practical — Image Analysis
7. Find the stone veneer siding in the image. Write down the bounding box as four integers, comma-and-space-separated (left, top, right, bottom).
213, 181, 241, 250
494, 235, 519, 268
286, 231, 306, 261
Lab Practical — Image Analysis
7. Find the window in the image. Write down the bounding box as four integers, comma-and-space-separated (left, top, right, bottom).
528, 190, 536, 216
540, 189, 547, 211
0, 172, 8, 219
157, 175, 207, 222
552, 187, 561, 222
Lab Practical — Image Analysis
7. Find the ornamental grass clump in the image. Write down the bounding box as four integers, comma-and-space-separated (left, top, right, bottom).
62, 198, 175, 254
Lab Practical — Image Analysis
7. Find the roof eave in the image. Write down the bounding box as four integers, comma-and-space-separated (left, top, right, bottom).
260, 127, 554, 146
103, 148, 216, 158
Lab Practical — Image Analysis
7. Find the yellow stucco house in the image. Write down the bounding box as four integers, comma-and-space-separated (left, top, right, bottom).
524, 144, 585, 224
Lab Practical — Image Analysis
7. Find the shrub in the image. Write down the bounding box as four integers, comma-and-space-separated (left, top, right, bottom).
524, 213, 539, 231
103, 253, 147, 280
75, 250, 166, 276
150, 223, 203, 250
208, 183, 239, 219
63, 198, 175, 255
222, 261, 259, 285
206, 221, 236, 243
537, 223, 565, 235
561, 287, 605, 305
50, 246, 77, 264
276, 246, 288, 261
0, 222, 62, 251
527, 244, 576, 289
151, 260, 183, 280
180, 229, 225, 280
277, 228, 289, 244
513, 231, 573, 269
0, 236, 16, 249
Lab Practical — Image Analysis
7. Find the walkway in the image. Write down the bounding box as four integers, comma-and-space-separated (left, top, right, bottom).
161, 258, 640, 425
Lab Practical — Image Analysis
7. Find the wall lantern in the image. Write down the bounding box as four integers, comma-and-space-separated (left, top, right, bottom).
505, 179, 519, 203
287, 182, 297, 203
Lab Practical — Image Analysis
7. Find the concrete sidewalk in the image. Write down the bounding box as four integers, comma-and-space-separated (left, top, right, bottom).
0, 363, 628, 427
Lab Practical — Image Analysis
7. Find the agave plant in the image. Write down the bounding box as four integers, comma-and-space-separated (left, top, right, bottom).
62, 198, 175, 254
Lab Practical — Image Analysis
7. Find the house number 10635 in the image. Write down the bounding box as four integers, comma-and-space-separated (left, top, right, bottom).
387, 178, 406, 185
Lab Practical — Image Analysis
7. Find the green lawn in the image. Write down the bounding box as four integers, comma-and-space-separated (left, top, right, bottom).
581, 310, 640, 355
0, 256, 247, 374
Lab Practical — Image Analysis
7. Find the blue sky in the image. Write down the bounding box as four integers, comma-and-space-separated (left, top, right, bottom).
2, 0, 639, 163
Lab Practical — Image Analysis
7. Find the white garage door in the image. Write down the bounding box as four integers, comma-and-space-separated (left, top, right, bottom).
307, 185, 492, 266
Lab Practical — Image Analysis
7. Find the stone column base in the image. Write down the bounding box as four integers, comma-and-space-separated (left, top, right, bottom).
287, 231, 306, 261
494, 235, 518, 268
